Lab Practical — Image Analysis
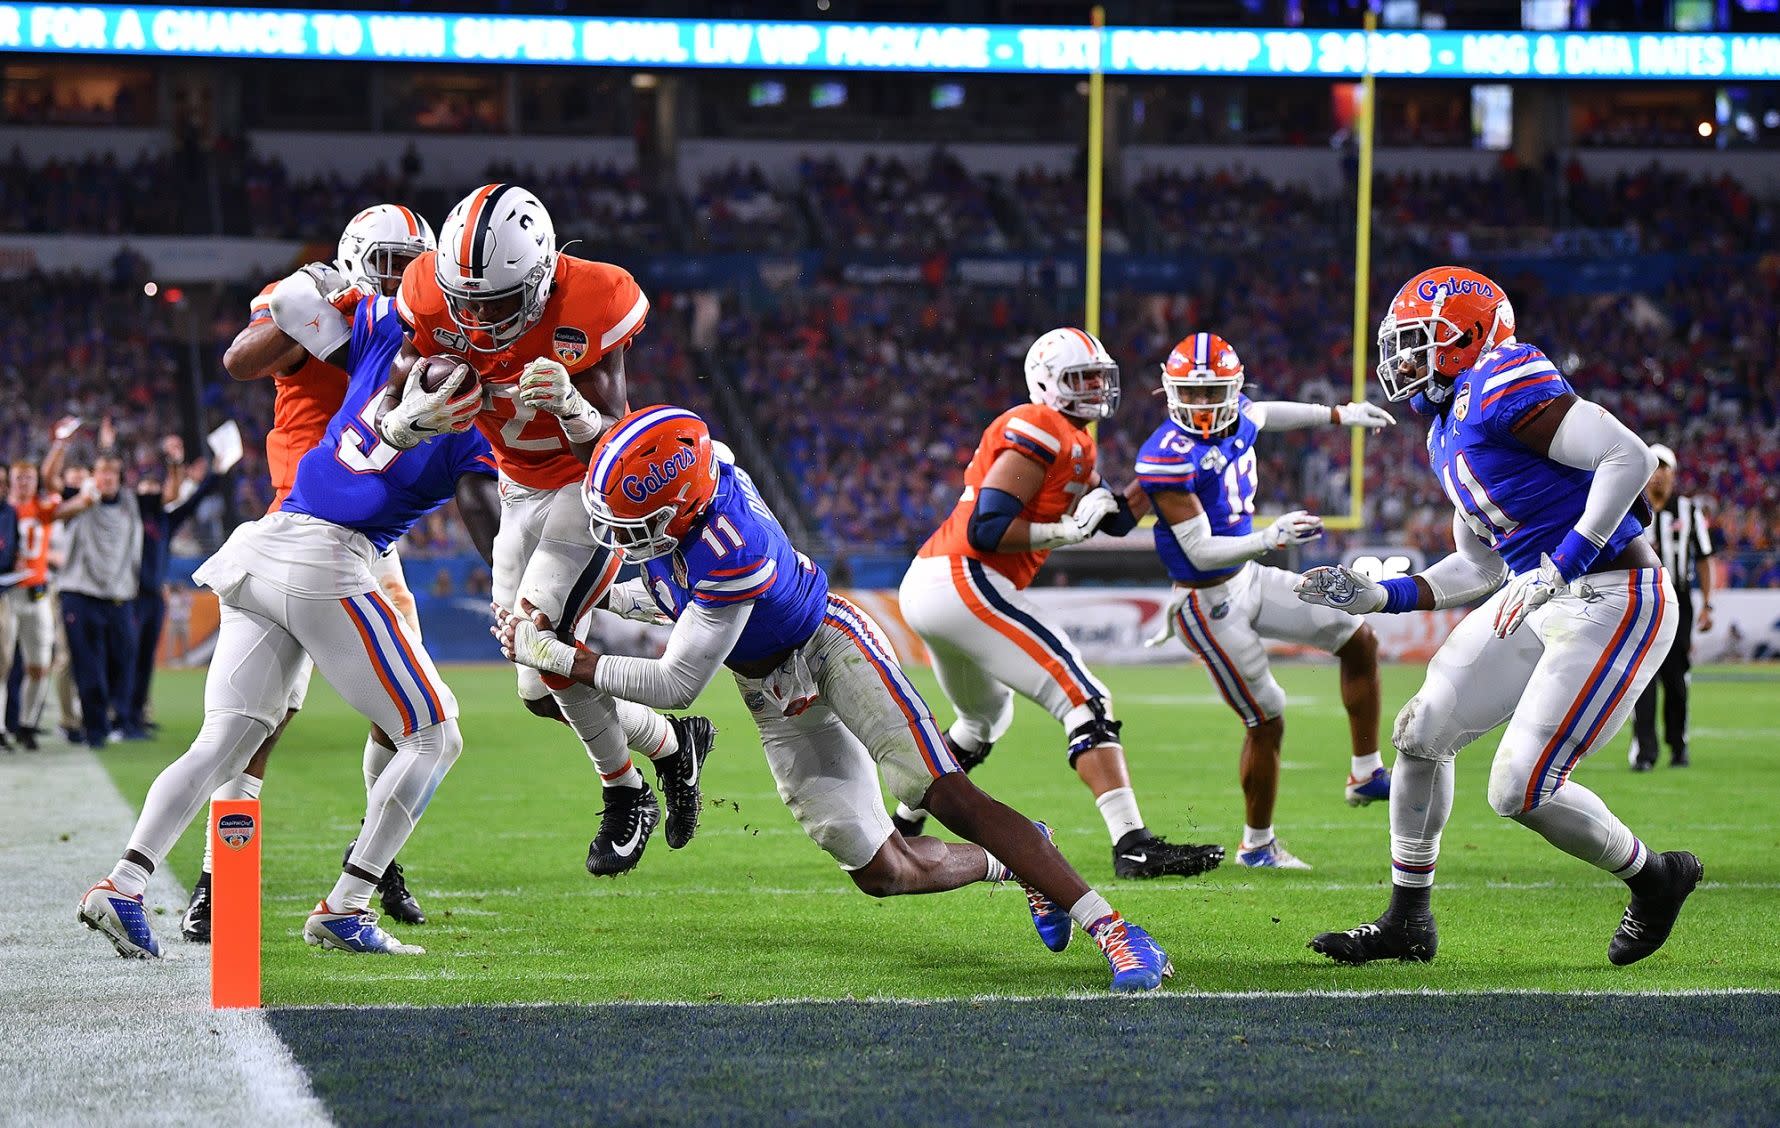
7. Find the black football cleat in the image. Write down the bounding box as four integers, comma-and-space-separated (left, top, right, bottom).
587, 782, 660, 876
14, 726, 38, 751
377, 861, 426, 925
1113, 833, 1225, 879
891, 812, 927, 839
1609, 851, 1703, 966
342, 838, 426, 924
181, 870, 212, 943
946, 733, 993, 772
657, 715, 715, 850
1310, 913, 1438, 965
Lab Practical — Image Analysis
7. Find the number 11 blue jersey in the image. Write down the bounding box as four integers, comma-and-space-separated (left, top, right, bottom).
282, 296, 495, 553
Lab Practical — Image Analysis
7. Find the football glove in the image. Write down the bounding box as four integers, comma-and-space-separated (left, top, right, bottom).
51, 415, 81, 442
1027, 485, 1120, 550
1336, 402, 1397, 430
492, 604, 577, 678
378, 360, 480, 450
1295, 565, 1387, 614
1493, 553, 1566, 639
603, 578, 673, 626
1143, 586, 1193, 648
518, 358, 602, 443
1262, 510, 1325, 551
269, 263, 355, 360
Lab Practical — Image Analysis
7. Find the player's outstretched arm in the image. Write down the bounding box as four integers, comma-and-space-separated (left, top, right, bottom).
1296, 511, 1507, 615
1511, 392, 1657, 582
494, 599, 749, 709
1154, 486, 1323, 573
1246, 400, 1395, 432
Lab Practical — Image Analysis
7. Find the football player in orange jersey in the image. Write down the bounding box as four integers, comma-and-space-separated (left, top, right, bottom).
182, 205, 453, 940
376, 183, 714, 878
898, 328, 1226, 880
5, 416, 87, 750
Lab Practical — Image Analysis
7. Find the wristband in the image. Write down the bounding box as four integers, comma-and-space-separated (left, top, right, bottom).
559, 409, 602, 444
1380, 576, 1421, 614
1548, 529, 1601, 584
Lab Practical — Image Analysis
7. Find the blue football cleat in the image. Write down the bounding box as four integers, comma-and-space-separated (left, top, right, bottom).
1092, 916, 1173, 992
1237, 838, 1312, 870
1021, 822, 1073, 952
1346, 766, 1392, 807
303, 901, 424, 955
78, 880, 162, 959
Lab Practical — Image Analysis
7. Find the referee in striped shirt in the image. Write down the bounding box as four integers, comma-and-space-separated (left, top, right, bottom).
1631, 444, 1715, 771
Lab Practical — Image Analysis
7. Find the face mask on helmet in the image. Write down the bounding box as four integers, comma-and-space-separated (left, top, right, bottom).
1164, 368, 1243, 437
1052, 362, 1121, 419
357, 248, 421, 297
1376, 315, 1462, 403
442, 280, 533, 351
587, 496, 681, 564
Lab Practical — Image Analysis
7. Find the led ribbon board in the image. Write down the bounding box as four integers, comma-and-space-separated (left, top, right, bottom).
6, 6, 1780, 79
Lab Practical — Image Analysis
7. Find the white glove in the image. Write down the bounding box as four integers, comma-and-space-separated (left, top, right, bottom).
268, 263, 355, 360
518, 358, 602, 443
603, 578, 673, 626
1336, 402, 1397, 430
1144, 587, 1192, 648
492, 604, 577, 677
1262, 510, 1324, 551
378, 361, 480, 450
52, 415, 81, 442
1295, 565, 1387, 614
1493, 553, 1566, 639
1028, 486, 1119, 550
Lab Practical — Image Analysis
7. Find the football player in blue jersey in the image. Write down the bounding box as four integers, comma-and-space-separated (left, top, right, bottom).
79, 285, 493, 959
1137, 332, 1398, 870
496, 406, 1174, 991
1296, 266, 1699, 967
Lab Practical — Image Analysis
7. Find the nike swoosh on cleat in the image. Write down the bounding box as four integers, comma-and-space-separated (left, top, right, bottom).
1121, 851, 1148, 864
611, 824, 644, 857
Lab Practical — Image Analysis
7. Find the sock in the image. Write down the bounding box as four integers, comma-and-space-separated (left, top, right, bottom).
21, 671, 47, 728
1067, 891, 1117, 931
325, 874, 377, 914
1242, 824, 1274, 850
618, 701, 678, 760
1095, 787, 1145, 845
1388, 882, 1433, 920
553, 683, 634, 780
1625, 849, 1668, 896
895, 802, 928, 824
1513, 781, 1645, 876
982, 850, 1013, 884
106, 859, 151, 898
1389, 755, 1453, 889
363, 734, 396, 795
600, 758, 644, 791
1351, 751, 1384, 778
200, 772, 264, 875
946, 722, 990, 757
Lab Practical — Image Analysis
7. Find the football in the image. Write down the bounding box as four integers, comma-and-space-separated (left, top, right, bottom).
413, 353, 478, 401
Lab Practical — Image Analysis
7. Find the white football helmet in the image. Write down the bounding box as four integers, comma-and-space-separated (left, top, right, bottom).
336, 204, 435, 297
434, 183, 557, 352
1024, 327, 1120, 419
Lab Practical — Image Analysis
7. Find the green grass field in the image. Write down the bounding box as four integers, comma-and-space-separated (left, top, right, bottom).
102, 661, 1780, 1005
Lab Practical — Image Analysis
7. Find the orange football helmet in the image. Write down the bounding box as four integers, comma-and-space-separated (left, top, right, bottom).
1162, 332, 1245, 438
584, 406, 719, 563
1377, 266, 1516, 402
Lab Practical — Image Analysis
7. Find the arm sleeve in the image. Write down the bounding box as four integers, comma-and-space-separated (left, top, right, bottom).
1420, 511, 1510, 608
1247, 401, 1333, 432
590, 600, 752, 710
967, 486, 1025, 553
1170, 512, 1272, 571
1542, 399, 1657, 550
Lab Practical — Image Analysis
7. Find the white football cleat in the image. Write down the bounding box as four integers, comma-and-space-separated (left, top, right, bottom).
303, 901, 425, 955
78, 880, 163, 958
1236, 838, 1312, 870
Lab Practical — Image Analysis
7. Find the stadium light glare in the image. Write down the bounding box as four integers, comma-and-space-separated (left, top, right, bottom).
1698, 120, 1714, 135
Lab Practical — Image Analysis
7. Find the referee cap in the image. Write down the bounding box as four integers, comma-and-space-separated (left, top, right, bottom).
1649, 443, 1677, 470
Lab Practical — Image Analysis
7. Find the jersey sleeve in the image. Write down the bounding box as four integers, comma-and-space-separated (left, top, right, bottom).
1477, 346, 1570, 438
589, 264, 649, 361
985, 405, 1065, 469
686, 538, 778, 607
1134, 424, 1198, 493
395, 252, 445, 350
249, 281, 277, 323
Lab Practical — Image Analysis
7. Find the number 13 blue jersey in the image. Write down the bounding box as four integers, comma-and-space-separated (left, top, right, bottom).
282, 296, 495, 553
1135, 397, 1260, 583
1425, 342, 1643, 576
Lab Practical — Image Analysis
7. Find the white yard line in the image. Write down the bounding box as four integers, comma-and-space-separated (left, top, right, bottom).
0, 744, 332, 1128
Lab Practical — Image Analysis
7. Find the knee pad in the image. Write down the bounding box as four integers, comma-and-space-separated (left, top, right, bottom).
1066, 700, 1123, 767
1392, 695, 1456, 764
1486, 754, 1535, 818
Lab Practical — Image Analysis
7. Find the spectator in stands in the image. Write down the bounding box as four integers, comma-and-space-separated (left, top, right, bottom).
56, 453, 142, 748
